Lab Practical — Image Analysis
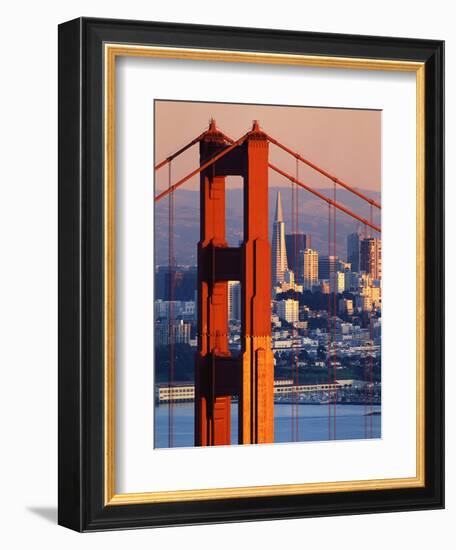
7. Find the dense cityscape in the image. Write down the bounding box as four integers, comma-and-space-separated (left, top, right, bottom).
154, 190, 381, 413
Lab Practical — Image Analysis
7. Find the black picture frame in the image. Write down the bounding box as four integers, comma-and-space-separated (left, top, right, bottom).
58, 17, 444, 532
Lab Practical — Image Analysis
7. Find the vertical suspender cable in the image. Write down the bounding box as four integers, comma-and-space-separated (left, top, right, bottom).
290, 172, 296, 441
290, 159, 300, 442
369, 204, 374, 437
210, 163, 216, 446
295, 159, 299, 442
363, 220, 368, 440
327, 203, 333, 439
168, 161, 174, 448
333, 181, 337, 440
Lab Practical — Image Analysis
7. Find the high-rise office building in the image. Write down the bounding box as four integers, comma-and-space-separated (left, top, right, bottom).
318, 255, 339, 280
347, 232, 360, 272
302, 248, 319, 290
271, 191, 288, 287
332, 271, 345, 293
228, 280, 241, 321
277, 299, 299, 324
344, 270, 359, 292
360, 237, 382, 280
285, 233, 311, 275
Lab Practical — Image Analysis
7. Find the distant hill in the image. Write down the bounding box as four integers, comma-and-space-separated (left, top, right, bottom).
155, 186, 381, 266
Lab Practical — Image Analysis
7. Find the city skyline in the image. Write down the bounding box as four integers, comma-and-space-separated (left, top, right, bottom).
154, 185, 380, 266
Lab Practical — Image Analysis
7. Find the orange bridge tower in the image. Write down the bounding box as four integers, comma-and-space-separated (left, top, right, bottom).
194, 120, 274, 446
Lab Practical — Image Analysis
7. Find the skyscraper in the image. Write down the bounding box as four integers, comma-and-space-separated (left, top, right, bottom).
302, 248, 319, 290
333, 271, 346, 293
360, 237, 382, 280
285, 233, 311, 275
277, 299, 299, 324
318, 255, 339, 280
347, 232, 360, 272
271, 191, 288, 287
228, 280, 241, 321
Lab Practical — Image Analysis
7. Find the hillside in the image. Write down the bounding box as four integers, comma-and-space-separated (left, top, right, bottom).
154, 186, 381, 265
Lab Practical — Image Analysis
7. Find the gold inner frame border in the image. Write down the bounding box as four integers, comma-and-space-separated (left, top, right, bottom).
103, 43, 425, 505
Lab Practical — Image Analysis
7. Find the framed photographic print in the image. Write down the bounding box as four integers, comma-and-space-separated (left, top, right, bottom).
58, 17, 444, 531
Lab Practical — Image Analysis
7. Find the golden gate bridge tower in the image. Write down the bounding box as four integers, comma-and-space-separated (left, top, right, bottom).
194, 120, 274, 446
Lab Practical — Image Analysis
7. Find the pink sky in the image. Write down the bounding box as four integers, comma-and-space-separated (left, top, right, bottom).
155, 100, 381, 197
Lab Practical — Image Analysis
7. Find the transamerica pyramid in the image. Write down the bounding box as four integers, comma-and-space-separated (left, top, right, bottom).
271, 191, 288, 287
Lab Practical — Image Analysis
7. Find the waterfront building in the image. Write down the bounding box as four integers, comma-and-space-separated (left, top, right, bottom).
156, 383, 195, 403
271, 191, 288, 286
157, 379, 356, 404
